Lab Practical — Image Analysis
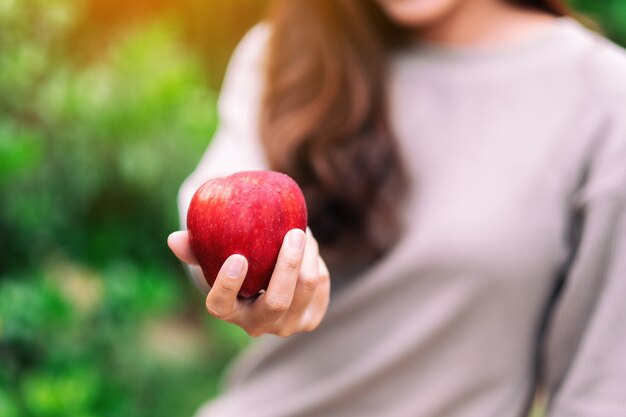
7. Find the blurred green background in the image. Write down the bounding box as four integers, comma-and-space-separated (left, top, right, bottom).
0, 1, 624, 416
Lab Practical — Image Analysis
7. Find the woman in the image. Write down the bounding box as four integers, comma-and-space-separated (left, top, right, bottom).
168, 0, 626, 416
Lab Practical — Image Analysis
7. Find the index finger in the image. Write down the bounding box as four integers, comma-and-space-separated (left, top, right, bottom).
167, 231, 199, 265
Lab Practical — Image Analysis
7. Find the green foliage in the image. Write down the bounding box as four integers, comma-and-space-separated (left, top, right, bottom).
1, 262, 249, 417
0, 3, 216, 270
0, 1, 249, 416
571, 0, 626, 45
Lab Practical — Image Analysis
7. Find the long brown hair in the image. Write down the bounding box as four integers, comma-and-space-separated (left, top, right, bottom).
261, 0, 570, 270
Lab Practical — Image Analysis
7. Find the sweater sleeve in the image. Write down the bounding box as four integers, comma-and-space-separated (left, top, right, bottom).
178, 23, 270, 222
542, 99, 626, 417
177, 24, 270, 291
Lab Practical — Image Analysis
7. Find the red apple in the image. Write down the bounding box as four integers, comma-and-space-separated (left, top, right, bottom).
187, 170, 308, 298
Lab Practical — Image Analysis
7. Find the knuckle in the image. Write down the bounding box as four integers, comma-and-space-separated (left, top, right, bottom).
318, 257, 330, 279
318, 271, 331, 289
274, 328, 294, 338
281, 253, 301, 274
307, 235, 319, 252
245, 327, 264, 337
298, 272, 319, 292
318, 266, 330, 281
215, 281, 237, 298
263, 295, 289, 316
320, 278, 331, 293
304, 319, 321, 333
206, 303, 229, 320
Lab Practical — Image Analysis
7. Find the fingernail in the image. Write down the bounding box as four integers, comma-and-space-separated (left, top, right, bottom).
226, 255, 245, 278
288, 229, 305, 250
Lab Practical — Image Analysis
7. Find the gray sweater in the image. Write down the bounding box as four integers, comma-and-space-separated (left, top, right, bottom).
179, 18, 626, 417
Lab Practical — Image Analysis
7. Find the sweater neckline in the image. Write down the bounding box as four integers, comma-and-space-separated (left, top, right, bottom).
406, 17, 584, 65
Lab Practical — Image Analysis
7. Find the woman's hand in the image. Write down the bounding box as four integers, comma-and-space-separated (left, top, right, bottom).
167, 228, 330, 337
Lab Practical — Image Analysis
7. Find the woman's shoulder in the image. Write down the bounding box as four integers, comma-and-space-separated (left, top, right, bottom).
218, 23, 271, 113
575, 30, 626, 204
229, 23, 271, 71
575, 24, 626, 101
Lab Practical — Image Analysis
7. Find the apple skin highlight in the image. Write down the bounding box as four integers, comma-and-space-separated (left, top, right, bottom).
187, 171, 308, 298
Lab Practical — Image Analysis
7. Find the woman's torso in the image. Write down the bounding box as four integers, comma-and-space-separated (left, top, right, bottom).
194, 18, 626, 417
